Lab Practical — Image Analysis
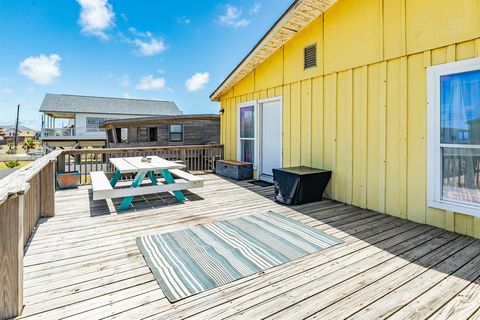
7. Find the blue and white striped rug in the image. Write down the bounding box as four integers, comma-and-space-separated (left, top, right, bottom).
136, 211, 342, 302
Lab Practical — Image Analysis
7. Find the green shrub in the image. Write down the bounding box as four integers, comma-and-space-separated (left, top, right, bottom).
4, 160, 20, 168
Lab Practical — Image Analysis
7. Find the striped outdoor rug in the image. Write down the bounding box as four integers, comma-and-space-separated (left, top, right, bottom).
136, 211, 343, 302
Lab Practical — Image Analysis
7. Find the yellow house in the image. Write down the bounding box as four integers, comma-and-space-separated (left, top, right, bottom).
211, 0, 480, 238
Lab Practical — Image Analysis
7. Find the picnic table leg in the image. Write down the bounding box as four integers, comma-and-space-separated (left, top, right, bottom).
110, 170, 122, 187
147, 171, 158, 185
161, 169, 185, 201
118, 171, 147, 210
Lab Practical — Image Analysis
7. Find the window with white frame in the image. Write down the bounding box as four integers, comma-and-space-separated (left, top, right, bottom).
86, 117, 107, 132
238, 104, 255, 163
427, 58, 480, 216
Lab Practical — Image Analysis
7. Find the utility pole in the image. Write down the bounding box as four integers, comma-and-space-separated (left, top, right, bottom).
14, 104, 20, 152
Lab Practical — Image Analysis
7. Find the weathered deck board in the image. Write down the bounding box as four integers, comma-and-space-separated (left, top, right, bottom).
17, 174, 480, 320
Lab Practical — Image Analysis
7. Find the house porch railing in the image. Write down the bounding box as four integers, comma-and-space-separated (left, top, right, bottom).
40, 127, 105, 138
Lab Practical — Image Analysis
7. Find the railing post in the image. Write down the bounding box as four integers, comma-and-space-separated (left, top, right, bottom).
57, 152, 65, 173
0, 194, 24, 320
40, 160, 56, 218
181, 148, 186, 166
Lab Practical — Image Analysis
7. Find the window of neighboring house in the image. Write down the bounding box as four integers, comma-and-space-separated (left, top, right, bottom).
115, 128, 129, 143
238, 103, 255, 163
137, 127, 158, 142
86, 117, 107, 132
427, 58, 480, 217
107, 129, 114, 143
149, 127, 158, 142
169, 124, 183, 142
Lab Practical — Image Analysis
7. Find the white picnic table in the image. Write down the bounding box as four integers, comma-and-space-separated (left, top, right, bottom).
90, 156, 204, 210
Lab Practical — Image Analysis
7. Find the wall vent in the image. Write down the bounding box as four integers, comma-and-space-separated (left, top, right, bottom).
304, 44, 317, 70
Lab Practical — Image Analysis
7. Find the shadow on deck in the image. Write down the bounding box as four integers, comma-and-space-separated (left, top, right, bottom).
19, 174, 480, 319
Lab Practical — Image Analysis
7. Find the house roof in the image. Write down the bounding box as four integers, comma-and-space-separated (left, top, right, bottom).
19, 130, 36, 137
210, 0, 336, 101
101, 114, 220, 128
40, 94, 183, 116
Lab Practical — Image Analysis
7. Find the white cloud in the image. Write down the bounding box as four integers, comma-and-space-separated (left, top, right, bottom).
218, 5, 250, 28
77, 0, 115, 40
249, 2, 261, 14
185, 72, 210, 92
0, 88, 15, 94
135, 75, 166, 91
134, 37, 166, 56
18, 54, 61, 85
127, 28, 166, 56
177, 16, 191, 24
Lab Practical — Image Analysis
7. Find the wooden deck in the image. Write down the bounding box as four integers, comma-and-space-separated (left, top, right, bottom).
19, 174, 480, 319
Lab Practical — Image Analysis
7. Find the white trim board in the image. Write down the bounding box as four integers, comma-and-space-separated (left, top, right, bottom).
237, 100, 258, 170
258, 96, 283, 182
426, 57, 480, 217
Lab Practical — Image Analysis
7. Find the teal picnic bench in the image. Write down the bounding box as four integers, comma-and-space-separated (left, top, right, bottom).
90, 156, 204, 210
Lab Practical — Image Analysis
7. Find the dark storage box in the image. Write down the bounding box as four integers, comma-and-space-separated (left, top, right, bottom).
273, 166, 332, 205
215, 160, 253, 181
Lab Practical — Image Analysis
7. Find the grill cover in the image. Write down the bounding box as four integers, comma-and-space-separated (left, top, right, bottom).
273, 166, 332, 205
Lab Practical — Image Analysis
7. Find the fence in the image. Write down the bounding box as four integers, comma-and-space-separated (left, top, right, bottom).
58, 144, 224, 184
0, 150, 59, 320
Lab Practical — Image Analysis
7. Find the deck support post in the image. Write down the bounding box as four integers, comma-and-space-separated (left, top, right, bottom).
0, 195, 24, 320
57, 152, 65, 173
40, 160, 56, 218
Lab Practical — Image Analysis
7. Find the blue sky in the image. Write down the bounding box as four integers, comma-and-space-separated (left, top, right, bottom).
0, 0, 292, 129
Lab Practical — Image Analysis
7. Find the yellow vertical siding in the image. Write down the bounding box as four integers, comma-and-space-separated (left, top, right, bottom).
405, 0, 479, 54
290, 82, 301, 166
351, 66, 368, 208
311, 77, 324, 169
282, 84, 292, 167
218, 0, 480, 238
323, 73, 337, 198
335, 70, 353, 204
406, 53, 426, 224
300, 79, 312, 166
324, 0, 383, 73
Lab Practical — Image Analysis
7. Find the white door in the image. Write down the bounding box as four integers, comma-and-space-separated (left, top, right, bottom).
260, 99, 282, 182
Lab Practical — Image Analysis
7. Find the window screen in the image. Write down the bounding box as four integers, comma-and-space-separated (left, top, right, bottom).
169, 124, 183, 142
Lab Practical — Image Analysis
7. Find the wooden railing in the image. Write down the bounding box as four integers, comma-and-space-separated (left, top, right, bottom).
58, 144, 224, 184
0, 144, 223, 319
0, 150, 60, 320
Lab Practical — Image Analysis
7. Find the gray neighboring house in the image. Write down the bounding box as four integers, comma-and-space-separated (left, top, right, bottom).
39, 94, 182, 152
101, 114, 220, 148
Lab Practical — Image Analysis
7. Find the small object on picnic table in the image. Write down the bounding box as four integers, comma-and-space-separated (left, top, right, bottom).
141, 157, 152, 163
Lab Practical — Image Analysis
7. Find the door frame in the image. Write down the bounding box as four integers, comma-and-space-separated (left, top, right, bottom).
237, 100, 258, 170
258, 96, 283, 181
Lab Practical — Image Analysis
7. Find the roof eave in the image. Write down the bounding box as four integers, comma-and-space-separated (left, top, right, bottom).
210, 0, 335, 102
210, 0, 303, 102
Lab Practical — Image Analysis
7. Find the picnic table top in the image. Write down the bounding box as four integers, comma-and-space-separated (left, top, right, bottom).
109, 156, 186, 174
